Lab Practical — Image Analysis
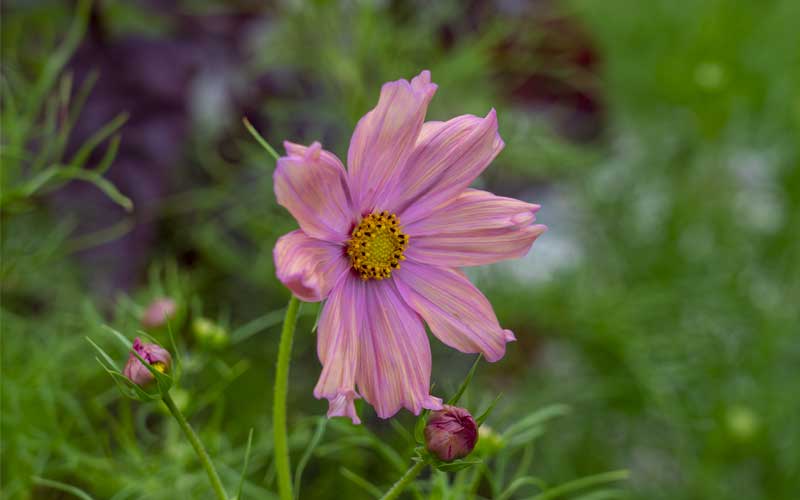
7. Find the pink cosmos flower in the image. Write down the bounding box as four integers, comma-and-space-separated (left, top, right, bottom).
141, 297, 177, 329
273, 70, 546, 424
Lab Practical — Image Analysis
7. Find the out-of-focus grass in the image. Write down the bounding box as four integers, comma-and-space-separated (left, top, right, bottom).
2, 0, 799, 499
487, 1, 800, 499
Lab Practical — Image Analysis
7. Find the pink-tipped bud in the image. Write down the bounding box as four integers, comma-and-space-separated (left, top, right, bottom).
141, 298, 177, 328
123, 338, 172, 386
424, 405, 478, 462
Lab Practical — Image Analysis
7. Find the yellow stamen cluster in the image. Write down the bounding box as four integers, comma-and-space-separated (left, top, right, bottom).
153, 361, 167, 373
346, 211, 408, 280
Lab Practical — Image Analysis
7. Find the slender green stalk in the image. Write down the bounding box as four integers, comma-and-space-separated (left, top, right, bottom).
380, 461, 427, 500
162, 392, 227, 500
273, 295, 301, 500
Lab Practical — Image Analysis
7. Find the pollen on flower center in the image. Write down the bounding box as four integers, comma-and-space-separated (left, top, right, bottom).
346, 211, 408, 280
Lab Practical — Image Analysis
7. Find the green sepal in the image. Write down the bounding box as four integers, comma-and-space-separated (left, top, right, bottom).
414, 355, 482, 445
86, 336, 118, 372
447, 354, 482, 406
106, 367, 161, 401
88, 336, 157, 401
475, 393, 503, 426
103, 325, 133, 349
414, 410, 429, 444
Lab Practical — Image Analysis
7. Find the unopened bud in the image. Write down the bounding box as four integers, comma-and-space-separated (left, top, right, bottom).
424, 405, 478, 462
725, 405, 759, 442
192, 317, 228, 349
475, 425, 504, 456
141, 298, 177, 329
123, 338, 172, 386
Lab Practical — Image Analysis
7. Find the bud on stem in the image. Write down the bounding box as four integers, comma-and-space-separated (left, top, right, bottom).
141, 298, 177, 328
123, 337, 172, 386
424, 405, 478, 462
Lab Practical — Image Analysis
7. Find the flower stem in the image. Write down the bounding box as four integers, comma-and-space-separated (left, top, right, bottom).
380, 461, 427, 500
163, 392, 227, 500
274, 295, 301, 500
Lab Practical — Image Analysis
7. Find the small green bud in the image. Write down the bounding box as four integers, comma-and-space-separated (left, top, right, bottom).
474, 425, 504, 456
725, 405, 759, 442
192, 317, 228, 349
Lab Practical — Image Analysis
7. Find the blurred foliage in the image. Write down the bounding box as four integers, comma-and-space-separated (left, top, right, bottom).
0, 0, 131, 214
2, 0, 799, 499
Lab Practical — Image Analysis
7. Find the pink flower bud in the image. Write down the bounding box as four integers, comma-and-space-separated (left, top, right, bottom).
141, 298, 177, 328
424, 405, 478, 462
123, 338, 172, 386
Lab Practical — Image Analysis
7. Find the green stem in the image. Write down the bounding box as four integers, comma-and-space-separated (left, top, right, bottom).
380, 461, 427, 500
163, 392, 227, 500
274, 295, 301, 500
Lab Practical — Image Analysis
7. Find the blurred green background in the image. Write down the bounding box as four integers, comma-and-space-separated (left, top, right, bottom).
2, 0, 799, 499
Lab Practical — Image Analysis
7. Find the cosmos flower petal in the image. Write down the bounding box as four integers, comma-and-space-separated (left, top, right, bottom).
313, 276, 364, 424
405, 225, 546, 267
273, 230, 351, 302
356, 279, 443, 419
403, 188, 546, 266
348, 70, 437, 212
389, 110, 504, 224
327, 391, 361, 425
274, 141, 356, 243
404, 188, 541, 235
284, 140, 347, 171
395, 262, 515, 362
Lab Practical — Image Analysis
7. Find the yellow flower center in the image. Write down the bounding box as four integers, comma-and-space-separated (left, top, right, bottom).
346, 211, 408, 281
152, 361, 167, 373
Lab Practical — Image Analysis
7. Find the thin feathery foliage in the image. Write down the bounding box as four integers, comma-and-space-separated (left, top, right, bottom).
2, 1, 798, 499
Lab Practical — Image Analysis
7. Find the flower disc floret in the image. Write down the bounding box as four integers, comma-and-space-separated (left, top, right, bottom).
346, 211, 408, 280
